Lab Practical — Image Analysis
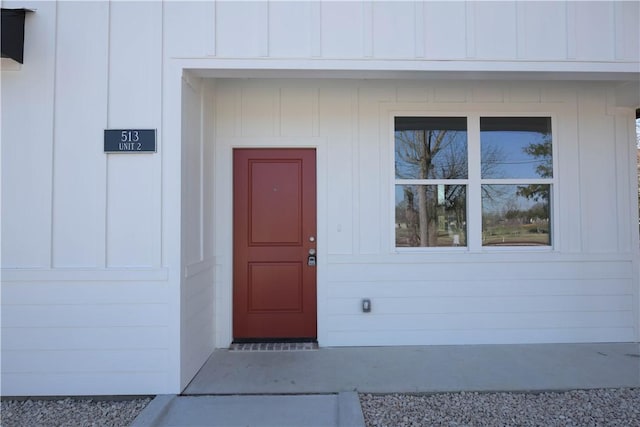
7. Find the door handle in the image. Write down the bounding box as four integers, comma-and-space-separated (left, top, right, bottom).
308, 249, 316, 267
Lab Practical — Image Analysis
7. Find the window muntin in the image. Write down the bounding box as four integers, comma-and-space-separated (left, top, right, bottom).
394, 117, 468, 248
394, 115, 554, 250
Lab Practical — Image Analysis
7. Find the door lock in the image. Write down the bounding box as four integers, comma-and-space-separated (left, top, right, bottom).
308, 249, 317, 267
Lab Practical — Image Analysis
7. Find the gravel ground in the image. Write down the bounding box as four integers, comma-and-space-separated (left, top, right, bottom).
3, 390, 639, 426
360, 388, 640, 427
0, 397, 151, 427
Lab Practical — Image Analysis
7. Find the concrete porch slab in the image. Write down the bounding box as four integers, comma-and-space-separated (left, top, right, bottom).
184, 343, 640, 395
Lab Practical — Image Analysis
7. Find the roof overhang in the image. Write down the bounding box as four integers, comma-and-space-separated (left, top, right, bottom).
186, 59, 639, 108
1, 8, 33, 64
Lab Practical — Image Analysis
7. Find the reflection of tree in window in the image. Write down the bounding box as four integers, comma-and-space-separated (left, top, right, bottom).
517, 137, 552, 202
395, 117, 467, 247
480, 117, 553, 246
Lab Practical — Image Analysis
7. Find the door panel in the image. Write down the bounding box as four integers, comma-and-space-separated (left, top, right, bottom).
233, 148, 317, 340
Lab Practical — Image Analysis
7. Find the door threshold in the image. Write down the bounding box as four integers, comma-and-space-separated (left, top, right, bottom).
229, 342, 318, 352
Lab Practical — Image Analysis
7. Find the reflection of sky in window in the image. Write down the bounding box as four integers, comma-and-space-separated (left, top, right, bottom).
481, 130, 551, 179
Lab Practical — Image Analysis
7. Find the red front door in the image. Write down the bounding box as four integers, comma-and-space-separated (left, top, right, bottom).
233, 148, 317, 340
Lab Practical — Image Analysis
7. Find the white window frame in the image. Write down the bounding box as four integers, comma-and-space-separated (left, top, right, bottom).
391, 112, 558, 253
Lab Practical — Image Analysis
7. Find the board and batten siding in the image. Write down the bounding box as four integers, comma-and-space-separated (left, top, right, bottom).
212, 79, 639, 347
1, 0, 638, 397
211, 1, 640, 64
1, 1, 174, 396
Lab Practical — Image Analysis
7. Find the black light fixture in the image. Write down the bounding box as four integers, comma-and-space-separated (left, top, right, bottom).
1, 8, 33, 64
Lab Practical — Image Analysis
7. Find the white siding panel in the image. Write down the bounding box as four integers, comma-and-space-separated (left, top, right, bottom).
0, 2, 56, 268
1, 372, 168, 397
553, 89, 582, 252
327, 261, 633, 283
3, 349, 167, 375
320, 1, 364, 58
241, 85, 278, 137
328, 311, 633, 332
517, 2, 567, 60
181, 267, 215, 387
372, 2, 415, 58
471, 84, 504, 103
2, 304, 168, 328
614, 114, 633, 253
423, 1, 466, 59
107, 156, 159, 267
280, 87, 318, 137
615, 1, 640, 61
107, 2, 162, 268
507, 84, 541, 103
473, 2, 517, 59
322, 86, 355, 254
357, 86, 394, 253
3, 327, 168, 351
578, 89, 618, 253
183, 77, 204, 266
328, 295, 633, 315
269, 2, 312, 57
328, 328, 635, 347
2, 281, 167, 305
203, 82, 217, 260
433, 85, 468, 103
572, 2, 615, 61
180, 79, 216, 389
163, 1, 210, 57
328, 279, 633, 299
396, 83, 430, 103
215, 1, 267, 57
214, 83, 239, 138
52, 2, 109, 267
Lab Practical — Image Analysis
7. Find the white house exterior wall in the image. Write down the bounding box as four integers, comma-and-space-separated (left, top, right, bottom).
211, 79, 639, 347
1, 1, 638, 396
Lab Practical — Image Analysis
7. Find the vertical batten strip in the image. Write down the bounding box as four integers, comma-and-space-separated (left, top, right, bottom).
465, 1, 475, 59
49, 1, 59, 269
262, 1, 269, 57
352, 88, 361, 255
566, 2, 577, 59
103, 0, 111, 269
414, 1, 425, 58
362, 1, 373, 58
97, 3, 109, 269
207, 0, 216, 57
311, 1, 322, 58
312, 88, 320, 137
515, 1, 526, 59
612, 1, 622, 61
199, 85, 206, 262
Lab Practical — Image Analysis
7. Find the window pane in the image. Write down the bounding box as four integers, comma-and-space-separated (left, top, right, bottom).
480, 117, 552, 179
395, 117, 468, 179
396, 184, 467, 247
482, 184, 551, 246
